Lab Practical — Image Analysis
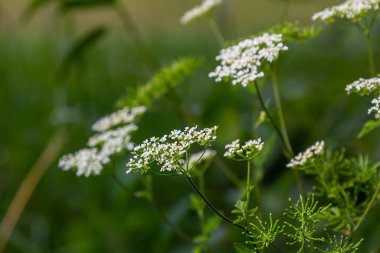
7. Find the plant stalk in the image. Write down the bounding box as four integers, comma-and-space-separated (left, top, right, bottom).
270, 70, 294, 157
207, 17, 225, 47
0, 131, 64, 253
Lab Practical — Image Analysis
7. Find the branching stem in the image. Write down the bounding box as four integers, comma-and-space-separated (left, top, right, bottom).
352, 183, 380, 235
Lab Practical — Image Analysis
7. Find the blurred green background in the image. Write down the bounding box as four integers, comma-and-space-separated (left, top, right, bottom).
1, 0, 380, 252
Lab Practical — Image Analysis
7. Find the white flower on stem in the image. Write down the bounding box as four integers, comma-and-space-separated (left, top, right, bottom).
345, 77, 380, 118
345, 77, 380, 95
368, 95, 380, 116
224, 138, 264, 161
58, 148, 104, 177
312, 0, 380, 22
88, 124, 138, 158
59, 106, 145, 177
180, 0, 222, 25
209, 33, 288, 87
126, 126, 218, 174
91, 106, 146, 132
287, 141, 325, 169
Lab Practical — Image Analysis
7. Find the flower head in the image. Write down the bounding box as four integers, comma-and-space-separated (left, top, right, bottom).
345, 77, 380, 95
287, 141, 325, 169
58, 106, 145, 177
369, 95, 380, 117
180, 0, 222, 25
209, 33, 288, 87
312, 0, 380, 22
345, 77, 380, 118
59, 148, 104, 177
126, 126, 218, 174
91, 106, 146, 132
224, 138, 264, 160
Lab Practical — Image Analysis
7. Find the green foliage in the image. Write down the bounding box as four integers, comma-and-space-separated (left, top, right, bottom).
59, 27, 107, 76
284, 195, 328, 252
357, 119, 380, 139
267, 22, 321, 41
117, 57, 203, 107
292, 150, 380, 232
319, 235, 363, 253
247, 213, 284, 250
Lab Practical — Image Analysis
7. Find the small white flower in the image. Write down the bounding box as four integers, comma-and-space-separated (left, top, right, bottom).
368, 95, 380, 116
312, 0, 380, 22
209, 33, 288, 87
58, 148, 104, 177
59, 106, 145, 177
91, 106, 146, 132
180, 0, 222, 25
346, 77, 380, 118
287, 141, 325, 169
126, 126, 218, 174
224, 138, 264, 160
345, 77, 380, 95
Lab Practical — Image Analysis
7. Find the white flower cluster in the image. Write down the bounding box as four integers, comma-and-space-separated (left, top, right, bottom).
59, 148, 103, 177
126, 126, 218, 174
188, 149, 217, 170
209, 33, 288, 87
345, 77, 380, 117
287, 141, 325, 169
312, 0, 380, 22
92, 106, 146, 132
369, 96, 380, 116
224, 138, 264, 160
180, 0, 222, 25
58, 106, 145, 177
345, 77, 380, 95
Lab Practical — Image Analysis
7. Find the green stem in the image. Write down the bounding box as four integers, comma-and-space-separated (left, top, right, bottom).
111, 174, 192, 243
364, 31, 375, 77
352, 183, 380, 234
206, 17, 225, 47
246, 160, 251, 208
281, 0, 291, 23
253, 81, 288, 153
270, 70, 294, 157
185, 175, 247, 231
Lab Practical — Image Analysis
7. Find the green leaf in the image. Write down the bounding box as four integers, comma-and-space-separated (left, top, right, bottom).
357, 119, 380, 139
23, 0, 55, 19
59, 27, 107, 76
117, 57, 203, 107
60, 0, 116, 11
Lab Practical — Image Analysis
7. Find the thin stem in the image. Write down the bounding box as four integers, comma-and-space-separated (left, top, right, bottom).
111, 174, 193, 243
253, 81, 288, 156
270, 70, 294, 157
185, 176, 246, 231
0, 131, 64, 253
206, 17, 225, 47
364, 31, 375, 77
254, 80, 304, 193
281, 0, 291, 23
352, 183, 380, 234
246, 160, 251, 209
